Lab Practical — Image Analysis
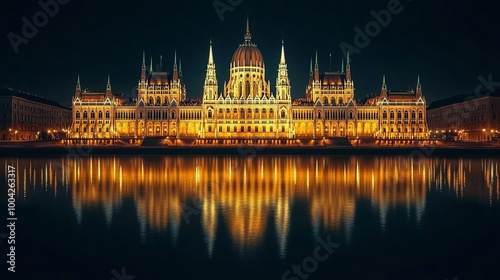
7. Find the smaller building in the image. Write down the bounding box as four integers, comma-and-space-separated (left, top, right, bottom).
0, 87, 72, 141
427, 89, 500, 141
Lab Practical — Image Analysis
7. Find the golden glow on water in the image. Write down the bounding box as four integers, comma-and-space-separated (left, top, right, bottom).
7, 156, 500, 255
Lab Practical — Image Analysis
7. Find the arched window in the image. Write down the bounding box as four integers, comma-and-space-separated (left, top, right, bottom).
390, 111, 394, 119
418, 110, 423, 119
318, 111, 322, 119
263, 126, 266, 132
270, 109, 274, 118
149, 97, 153, 105
248, 126, 251, 132
226, 126, 230, 132
349, 111, 353, 119
281, 110, 286, 118
207, 110, 213, 118
76, 110, 80, 119
90, 110, 95, 119
282, 126, 285, 132
255, 126, 258, 132
208, 126, 212, 132
411, 110, 416, 119
165, 97, 169, 105
139, 111, 143, 119
98, 111, 103, 119
383, 110, 387, 119
331, 97, 335, 105
83, 110, 88, 119
323, 96, 328, 105
171, 111, 176, 119
241, 126, 244, 132
338, 97, 343, 105
156, 96, 161, 105
404, 110, 409, 119
106, 110, 110, 119
271, 126, 274, 132
397, 110, 402, 119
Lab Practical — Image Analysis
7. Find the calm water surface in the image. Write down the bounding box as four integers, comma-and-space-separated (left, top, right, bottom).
2, 156, 500, 280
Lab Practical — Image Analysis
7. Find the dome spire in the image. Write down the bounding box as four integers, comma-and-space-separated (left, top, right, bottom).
244, 16, 251, 42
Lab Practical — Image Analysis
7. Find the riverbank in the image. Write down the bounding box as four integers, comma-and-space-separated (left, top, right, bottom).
1, 145, 500, 157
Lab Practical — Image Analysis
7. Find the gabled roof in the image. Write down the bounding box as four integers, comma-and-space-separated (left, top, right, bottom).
427, 88, 500, 110
0, 87, 70, 110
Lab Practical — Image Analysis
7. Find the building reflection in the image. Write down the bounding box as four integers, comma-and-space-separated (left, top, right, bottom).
9, 155, 499, 257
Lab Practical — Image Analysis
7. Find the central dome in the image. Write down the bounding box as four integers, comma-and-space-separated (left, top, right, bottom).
230, 20, 264, 67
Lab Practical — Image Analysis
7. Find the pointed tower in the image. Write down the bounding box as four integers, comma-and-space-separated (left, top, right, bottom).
106, 75, 112, 98
381, 74, 387, 98
416, 75, 422, 97
141, 50, 147, 81
203, 40, 218, 102
314, 50, 320, 81
179, 58, 183, 78
173, 50, 179, 80
341, 59, 344, 73
345, 50, 351, 81
276, 39, 291, 102
75, 74, 81, 97
149, 56, 153, 74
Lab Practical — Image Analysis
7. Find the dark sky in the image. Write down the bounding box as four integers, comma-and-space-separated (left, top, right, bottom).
1, 0, 499, 107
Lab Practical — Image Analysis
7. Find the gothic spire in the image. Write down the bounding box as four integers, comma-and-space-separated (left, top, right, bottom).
280, 39, 286, 65
208, 39, 214, 65
173, 49, 179, 80
314, 50, 319, 80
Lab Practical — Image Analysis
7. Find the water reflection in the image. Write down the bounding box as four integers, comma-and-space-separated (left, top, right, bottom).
7, 156, 500, 257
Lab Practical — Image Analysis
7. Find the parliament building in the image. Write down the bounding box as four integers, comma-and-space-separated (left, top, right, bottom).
70, 20, 429, 144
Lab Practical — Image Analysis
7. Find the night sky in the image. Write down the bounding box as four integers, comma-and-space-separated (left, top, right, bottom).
1, 0, 499, 107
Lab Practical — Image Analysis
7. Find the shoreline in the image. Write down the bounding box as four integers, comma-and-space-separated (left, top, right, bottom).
1, 145, 500, 157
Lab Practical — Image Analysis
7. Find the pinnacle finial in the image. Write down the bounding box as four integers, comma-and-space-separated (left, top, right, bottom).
179, 58, 183, 76
417, 75, 420, 84
314, 50, 319, 68
76, 74, 81, 91
309, 57, 313, 76
106, 75, 111, 91
173, 50, 177, 70
149, 56, 153, 73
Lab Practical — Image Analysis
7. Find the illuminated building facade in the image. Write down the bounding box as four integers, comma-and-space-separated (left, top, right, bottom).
0, 87, 72, 141
427, 89, 500, 141
70, 20, 429, 142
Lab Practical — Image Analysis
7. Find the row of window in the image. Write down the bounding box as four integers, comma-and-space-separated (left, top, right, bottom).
208, 125, 287, 133
74, 127, 110, 133
207, 108, 286, 119
382, 110, 423, 120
